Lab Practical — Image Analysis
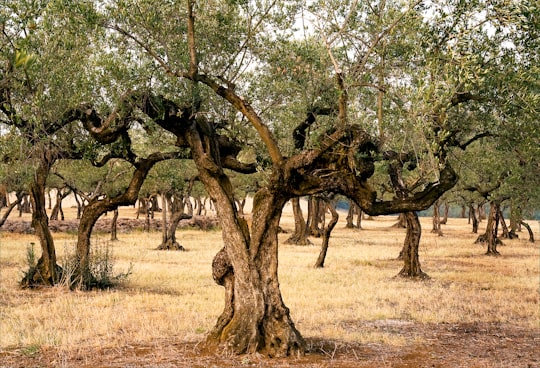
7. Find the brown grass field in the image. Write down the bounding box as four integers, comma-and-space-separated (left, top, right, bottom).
0, 202, 539, 367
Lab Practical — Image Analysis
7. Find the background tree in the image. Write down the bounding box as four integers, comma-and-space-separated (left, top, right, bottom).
1, 1, 103, 286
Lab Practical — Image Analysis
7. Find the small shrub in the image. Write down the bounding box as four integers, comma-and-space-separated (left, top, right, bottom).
60, 239, 133, 290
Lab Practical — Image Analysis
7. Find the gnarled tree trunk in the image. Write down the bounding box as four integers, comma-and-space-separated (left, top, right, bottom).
205, 186, 306, 357
475, 201, 502, 255
72, 154, 174, 289
157, 193, 191, 250
284, 197, 310, 245
397, 211, 428, 278
21, 153, 61, 287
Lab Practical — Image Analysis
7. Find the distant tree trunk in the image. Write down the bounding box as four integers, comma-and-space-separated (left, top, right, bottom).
47, 189, 52, 210
345, 201, 362, 229
392, 213, 407, 228
284, 197, 311, 245
461, 205, 467, 219
346, 201, 355, 228
307, 196, 323, 237
185, 195, 194, 216
157, 194, 190, 250
440, 201, 449, 224
21, 153, 61, 287
194, 196, 203, 216
150, 194, 160, 214
520, 221, 535, 243
314, 201, 338, 268
50, 187, 70, 221
0, 197, 21, 228
397, 211, 428, 278
110, 208, 119, 241
356, 207, 362, 229
478, 203, 486, 221
431, 200, 443, 236
19, 194, 31, 215
498, 207, 511, 239
475, 201, 502, 255
469, 205, 479, 233
73, 192, 83, 219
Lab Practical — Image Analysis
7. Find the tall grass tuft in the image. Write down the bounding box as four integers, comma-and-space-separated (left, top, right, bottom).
59, 239, 133, 290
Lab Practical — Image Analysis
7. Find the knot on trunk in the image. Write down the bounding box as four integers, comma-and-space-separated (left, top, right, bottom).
212, 247, 233, 286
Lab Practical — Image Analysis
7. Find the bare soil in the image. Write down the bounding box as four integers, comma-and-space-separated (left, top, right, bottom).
1, 321, 538, 367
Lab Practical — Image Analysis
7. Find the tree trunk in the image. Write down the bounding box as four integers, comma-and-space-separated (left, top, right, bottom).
475, 201, 501, 255
206, 187, 305, 357
21, 156, 61, 287
110, 208, 119, 241
19, 194, 31, 215
314, 201, 338, 268
74, 192, 83, 219
284, 197, 311, 245
72, 154, 170, 289
50, 188, 70, 221
307, 196, 322, 237
520, 221, 535, 243
397, 212, 428, 278
356, 207, 362, 229
157, 194, 190, 250
469, 205, 479, 233
0, 197, 21, 228
478, 203, 486, 221
431, 200, 443, 236
440, 201, 449, 224
498, 207, 510, 239
392, 212, 407, 228
346, 201, 362, 229
461, 205, 467, 219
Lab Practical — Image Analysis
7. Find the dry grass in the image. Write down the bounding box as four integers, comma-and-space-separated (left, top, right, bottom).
0, 205, 539, 367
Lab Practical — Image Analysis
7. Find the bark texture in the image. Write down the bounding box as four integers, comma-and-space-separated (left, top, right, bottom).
284, 197, 311, 245
21, 149, 61, 287
314, 200, 339, 268
398, 212, 428, 279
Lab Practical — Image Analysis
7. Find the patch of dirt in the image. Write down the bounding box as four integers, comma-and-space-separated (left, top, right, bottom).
0, 216, 219, 234
1, 322, 538, 367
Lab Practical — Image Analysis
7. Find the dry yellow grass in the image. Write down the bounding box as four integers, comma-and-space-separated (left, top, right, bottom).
0, 205, 539, 362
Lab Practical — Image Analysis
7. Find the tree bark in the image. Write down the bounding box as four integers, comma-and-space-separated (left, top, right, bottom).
314, 200, 339, 268
110, 208, 119, 241
21, 153, 61, 287
397, 212, 428, 278
0, 197, 21, 228
284, 197, 311, 245
469, 205, 479, 233
72, 153, 174, 289
392, 213, 407, 228
520, 221, 535, 243
307, 196, 323, 237
157, 194, 191, 250
475, 201, 502, 255
431, 200, 443, 236
440, 201, 449, 224
50, 187, 70, 221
